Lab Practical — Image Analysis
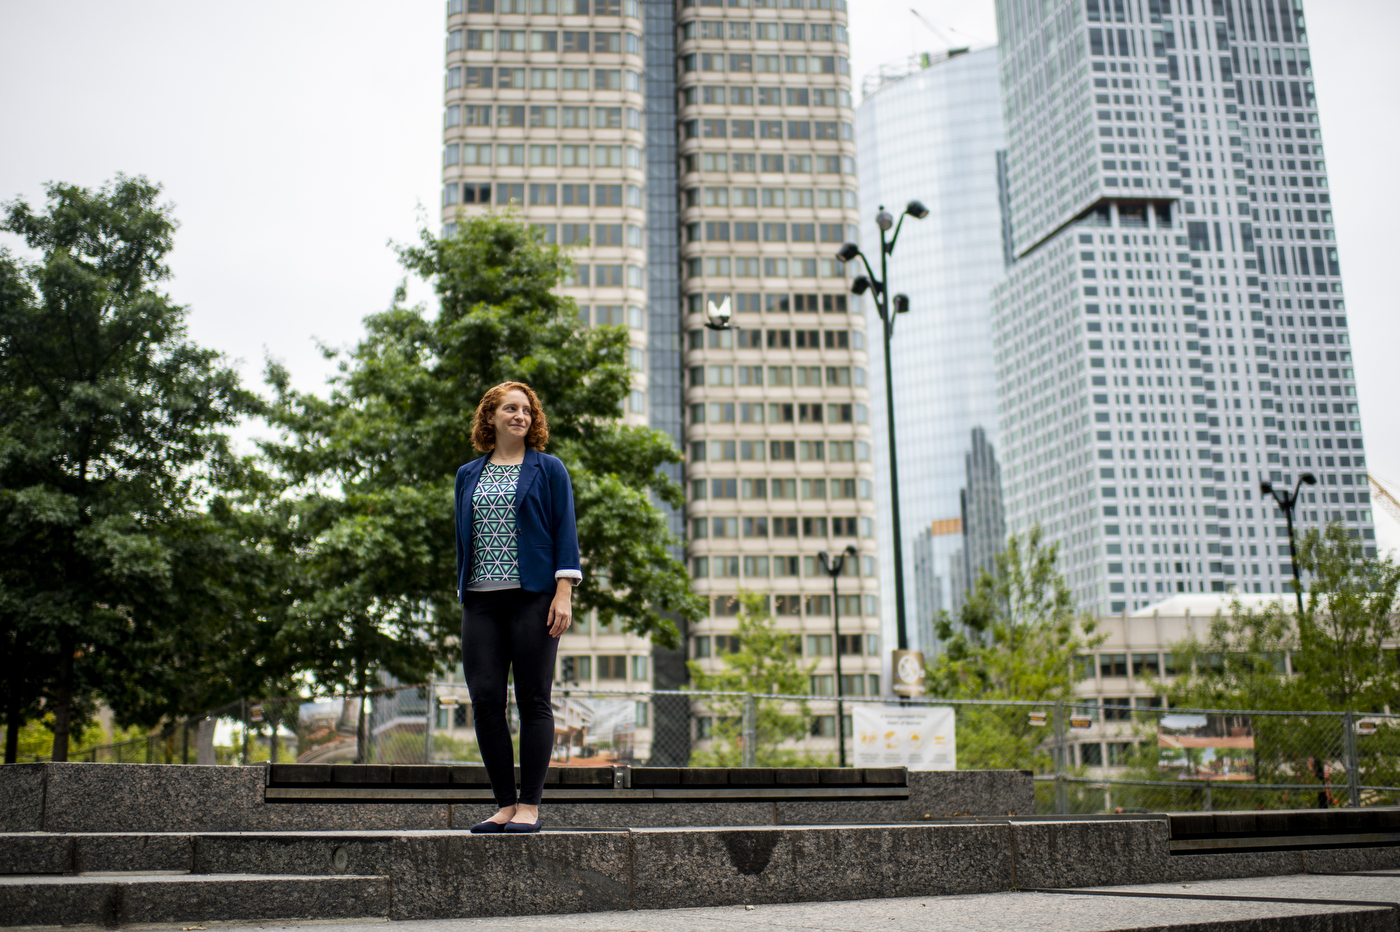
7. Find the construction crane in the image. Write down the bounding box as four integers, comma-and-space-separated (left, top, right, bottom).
1370, 475, 1400, 524
910, 8, 971, 56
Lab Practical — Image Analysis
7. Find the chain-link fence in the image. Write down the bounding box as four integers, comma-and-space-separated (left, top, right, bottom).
46, 684, 1400, 815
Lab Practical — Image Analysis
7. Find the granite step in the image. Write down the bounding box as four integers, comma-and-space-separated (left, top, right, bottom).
0, 872, 388, 927
3, 821, 1400, 926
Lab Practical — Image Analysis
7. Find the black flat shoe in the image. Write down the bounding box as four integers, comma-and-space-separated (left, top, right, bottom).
503, 818, 542, 834
470, 820, 506, 833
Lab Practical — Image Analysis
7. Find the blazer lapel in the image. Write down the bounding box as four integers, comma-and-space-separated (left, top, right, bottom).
514, 447, 543, 508
461, 455, 487, 521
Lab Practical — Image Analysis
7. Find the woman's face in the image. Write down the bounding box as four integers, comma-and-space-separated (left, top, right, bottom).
493, 389, 533, 444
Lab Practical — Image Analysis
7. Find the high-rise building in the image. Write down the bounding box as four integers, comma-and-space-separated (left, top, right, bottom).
676, 0, 882, 716
440, 0, 880, 718
854, 47, 1008, 653
440, 0, 659, 747
955, 425, 1007, 612
990, 0, 1375, 617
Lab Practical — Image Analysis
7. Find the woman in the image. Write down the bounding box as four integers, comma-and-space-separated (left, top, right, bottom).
454, 381, 581, 834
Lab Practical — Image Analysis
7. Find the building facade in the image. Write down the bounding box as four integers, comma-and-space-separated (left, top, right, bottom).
439, 0, 658, 752
675, 0, 882, 715
439, 0, 880, 724
990, 0, 1375, 618
854, 47, 1009, 655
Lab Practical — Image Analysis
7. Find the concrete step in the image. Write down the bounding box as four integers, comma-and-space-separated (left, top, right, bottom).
4, 822, 1400, 925
0, 872, 388, 927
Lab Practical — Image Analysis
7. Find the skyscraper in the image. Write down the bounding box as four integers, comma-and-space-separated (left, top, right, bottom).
991, 0, 1374, 617
440, 0, 880, 717
440, 0, 660, 737
676, 0, 882, 716
855, 47, 1008, 653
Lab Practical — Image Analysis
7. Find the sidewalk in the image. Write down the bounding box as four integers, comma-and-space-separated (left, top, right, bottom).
87, 871, 1400, 932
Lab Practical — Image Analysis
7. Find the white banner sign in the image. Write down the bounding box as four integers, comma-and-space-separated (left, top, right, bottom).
852, 705, 955, 771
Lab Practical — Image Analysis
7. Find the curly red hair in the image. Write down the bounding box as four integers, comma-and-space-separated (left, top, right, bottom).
471, 381, 549, 453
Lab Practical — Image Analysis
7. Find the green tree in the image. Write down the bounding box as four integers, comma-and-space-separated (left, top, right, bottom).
0, 177, 264, 761
928, 526, 1102, 772
686, 591, 820, 766
262, 213, 703, 727
1161, 522, 1400, 713
1145, 523, 1400, 809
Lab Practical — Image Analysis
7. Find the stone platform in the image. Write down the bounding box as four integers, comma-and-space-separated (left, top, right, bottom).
147, 874, 1400, 932
0, 763, 1033, 832
5, 814, 1400, 926
4, 765, 1400, 928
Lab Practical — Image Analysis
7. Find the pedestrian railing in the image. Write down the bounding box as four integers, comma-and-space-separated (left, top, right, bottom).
37, 684, 1400, 814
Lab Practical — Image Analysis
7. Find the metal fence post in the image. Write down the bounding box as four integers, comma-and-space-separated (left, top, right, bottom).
241, 699, 250, 766
425, 682, 435, 764
742, 693, 757, 768
1343, 711, 1360, 809
1054, 699, 1066, 815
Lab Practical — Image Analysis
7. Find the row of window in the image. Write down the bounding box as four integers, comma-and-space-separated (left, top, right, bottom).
558, 653, 649, 682
692, 514, 871, 540
689, 476, 873, 501
685, 0, 848, 10
692, 552, 874, 580
450, 0, 632, 17
561, 263, 644, 288
686, 220, 855, 244
447, 182, 642, 207
690, 438, 869, 463
690, 327, 859, 350
681, 52, 849, 76
683, 118, 851, 141
576, 304, 644, 329
681, 20, 846, 42
691, 401, 868, 424
687, 256, 848, 279
685, 293, 852, 316
446, 65, 640, 91
681, 151, 850, 175
706, 593, 874, 620
449, 28, 639, 54
686, 186, 854, 208
690, 364, 864, 387
682, 84, 850, 108
446, 104, 642, 128
444, 142, 643, 168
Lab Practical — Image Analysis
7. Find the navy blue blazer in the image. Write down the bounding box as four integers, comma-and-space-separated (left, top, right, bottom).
454, 447, 582, 599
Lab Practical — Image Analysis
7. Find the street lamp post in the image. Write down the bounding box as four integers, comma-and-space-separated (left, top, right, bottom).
835, 201, 929, 696
1260, 472, 1317, 617
818, 545, 859, 768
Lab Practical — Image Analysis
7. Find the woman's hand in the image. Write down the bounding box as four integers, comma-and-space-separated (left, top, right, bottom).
547, 579, 573, 638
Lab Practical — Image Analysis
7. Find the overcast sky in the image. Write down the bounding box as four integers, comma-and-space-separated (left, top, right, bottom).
2, 0, 1397, 551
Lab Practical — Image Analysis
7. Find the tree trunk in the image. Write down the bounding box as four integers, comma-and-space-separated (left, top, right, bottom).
50, 637, 76, 762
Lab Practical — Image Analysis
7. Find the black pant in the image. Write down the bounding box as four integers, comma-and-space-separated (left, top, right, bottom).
461, 588, 559, 807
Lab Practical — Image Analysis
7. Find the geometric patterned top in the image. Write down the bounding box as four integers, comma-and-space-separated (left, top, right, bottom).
465, 461, 522, 591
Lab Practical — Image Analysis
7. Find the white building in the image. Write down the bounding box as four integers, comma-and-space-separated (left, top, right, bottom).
989, 0, 1376, 618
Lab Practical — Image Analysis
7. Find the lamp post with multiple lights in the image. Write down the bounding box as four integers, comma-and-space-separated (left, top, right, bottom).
835, 201, 929, 696
1260, 472, 1317, 617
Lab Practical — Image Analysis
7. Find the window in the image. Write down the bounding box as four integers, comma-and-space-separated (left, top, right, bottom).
1099, 653, 1128, 678
597, 655, 628, 680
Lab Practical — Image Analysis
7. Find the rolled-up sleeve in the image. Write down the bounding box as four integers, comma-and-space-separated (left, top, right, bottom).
550, 459, 583, 584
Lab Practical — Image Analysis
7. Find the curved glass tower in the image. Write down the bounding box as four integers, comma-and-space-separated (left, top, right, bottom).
855, 47, 1008, 656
